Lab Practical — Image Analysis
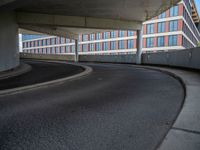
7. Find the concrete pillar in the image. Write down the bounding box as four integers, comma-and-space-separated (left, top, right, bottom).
0, 12, 19, 72
19, 34, 23, 52
74, 39, 79, 62
136, 28, 143, 64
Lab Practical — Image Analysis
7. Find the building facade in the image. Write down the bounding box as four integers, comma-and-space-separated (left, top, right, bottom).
22, 0, 200, 55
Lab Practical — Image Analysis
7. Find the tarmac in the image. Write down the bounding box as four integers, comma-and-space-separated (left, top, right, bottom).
0, 60, 186, 150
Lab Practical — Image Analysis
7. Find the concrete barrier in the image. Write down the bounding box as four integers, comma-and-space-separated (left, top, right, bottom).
20, 53, 75, 62
142, 47, 200, 69
20, 47, 200, 70
80, 54, 136, 64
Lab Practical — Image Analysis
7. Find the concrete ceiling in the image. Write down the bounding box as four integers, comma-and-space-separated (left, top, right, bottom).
1, 0, 180, 21
1, 0, 180, 38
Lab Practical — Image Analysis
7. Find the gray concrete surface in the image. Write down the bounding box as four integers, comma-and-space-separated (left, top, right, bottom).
80, 54, 136, 63
137, 65, 200, 150
0, 12, 19, 72
1, 0, 179, 30
20, 53, 137, 64
21, 47, 200, 71
158, 129, 200, 150
0, 63, 31, 80
20, 53, 75, 62
0, 61, 184, 150
143, 47, 200, 69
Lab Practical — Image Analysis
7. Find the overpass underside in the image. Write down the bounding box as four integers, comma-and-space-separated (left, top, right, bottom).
0, 0, 180, 72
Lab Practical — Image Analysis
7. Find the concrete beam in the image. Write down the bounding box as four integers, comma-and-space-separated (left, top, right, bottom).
19, 24, 79, 39
16, 12, 143, 31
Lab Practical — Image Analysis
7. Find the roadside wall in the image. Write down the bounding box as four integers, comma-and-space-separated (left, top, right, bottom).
142, 47, 200, 69
20, 53, 75, 62
20, 47, 200, 70
80, 54, 136, 64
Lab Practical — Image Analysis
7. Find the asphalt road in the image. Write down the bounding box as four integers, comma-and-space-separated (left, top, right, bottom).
0, 61, 184, 150
0, 60, 84, 90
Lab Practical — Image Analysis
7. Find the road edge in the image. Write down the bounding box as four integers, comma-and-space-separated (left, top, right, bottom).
132, 65, 200, 150
0, 63, 32, 80
0, 61, 92, 97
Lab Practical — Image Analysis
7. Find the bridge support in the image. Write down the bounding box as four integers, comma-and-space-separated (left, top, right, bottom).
136, 28, 143, 64
74, 39, 79, 62
0, 12, 19, 72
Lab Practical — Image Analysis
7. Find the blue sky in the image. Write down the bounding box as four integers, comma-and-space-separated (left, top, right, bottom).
194, 0, 200, 15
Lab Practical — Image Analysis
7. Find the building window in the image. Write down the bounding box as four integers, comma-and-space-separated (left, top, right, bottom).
51, 38, 55, 45
82, 44, 87, 52
169, 20, 178, 32
55, 47, 59, 54
128, 31, 134, 36
96, 33, 101, 40
158, 12, 166, 19
46, 48, 50, 54
90, 34, 95, 41
168, 35, 177, 46
111, 41, 116, 50
103, 32, 109, 39
158, 22, 165, 33
119, 40, 125, 49
89, 43, 95, 51
66, 39, 70, 43
71, 45, 75, 52
56, 38, 59, 44
127, 40, 134, 49
110, 31, 116, 38
96, 43, 101, 51
47, 39, 50, 45
42, 40, 46, 46
119, 31, 125, 37
157, 36, 165, 47
146, 24, 154, 34
66, 46, 70, 53
61, 38, 65, 44
61, 47, 65, 53
170, 5, 178, 17
82, 35, 88, 41
103, 42, 108, 50
146, 37, 154, 48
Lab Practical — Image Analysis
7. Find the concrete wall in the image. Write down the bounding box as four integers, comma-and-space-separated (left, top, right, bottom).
80, 55, 136, 64
142, 48, 200, 69
20, 47, 200, 70
20, 53, 75, 62
0, 12, 19, 72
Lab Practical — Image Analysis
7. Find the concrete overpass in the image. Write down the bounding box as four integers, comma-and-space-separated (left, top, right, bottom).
0, 0, 180, 72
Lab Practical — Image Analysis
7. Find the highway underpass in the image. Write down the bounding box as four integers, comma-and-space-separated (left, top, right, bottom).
0, 60, 184, 150
0, 0, 180, 72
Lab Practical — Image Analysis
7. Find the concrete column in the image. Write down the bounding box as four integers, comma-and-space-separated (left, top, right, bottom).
136, 28, 143, 64
0, 12, 19, 72
19, 34, 23, 52
74, 39, 79, 62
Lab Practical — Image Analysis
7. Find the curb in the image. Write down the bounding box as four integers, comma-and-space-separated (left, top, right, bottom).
0, 61, 92, 97
0, 63, 32, 80
131, 64, 200, 150
130, 65, 187, 150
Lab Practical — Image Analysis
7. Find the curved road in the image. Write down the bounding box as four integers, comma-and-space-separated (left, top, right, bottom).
0, 61, 184, 150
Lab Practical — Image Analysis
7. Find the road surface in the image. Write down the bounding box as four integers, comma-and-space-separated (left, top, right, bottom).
0, 61, 184, 150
